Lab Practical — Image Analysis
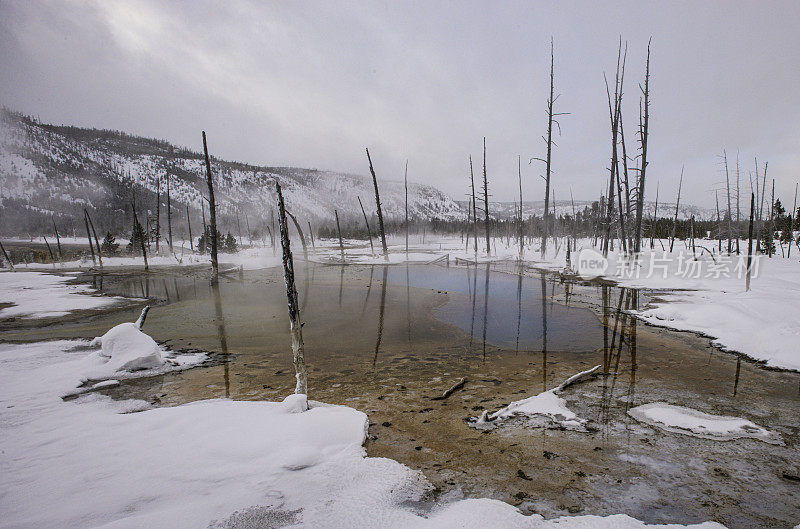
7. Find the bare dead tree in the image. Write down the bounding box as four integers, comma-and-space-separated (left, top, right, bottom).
669, 167, 683, 252
52, 216, 62, 261
602, 40, 623, 256
735, 152, 741, 254
285, 210, 308, 261
404, 160, 409, 255
722, 150, 732, 253
518, 155, 524, 257
650, 181, 659, 249
44, 235, 55, 263
633, 39, 651, 253
202, 131, 219, 277
539, 37, 559, 257
482, 137, 490, 254
790, 183, 797, 259
746, 192, 755, 292
335, 208, 345, 262
276, 181, 308, 398
166, 172, 173, 253
366, 148, 388, 258
154, 176, 161, 255
85, 209, 102, 267
83, 210, 96, 266
186, 205, 194, 251
470, 155, 478, 254
0, 239, 14, 270
307, 221, 315, 249
357, 196, 374, 254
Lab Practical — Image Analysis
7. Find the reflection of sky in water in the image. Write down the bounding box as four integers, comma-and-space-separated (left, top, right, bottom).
387, 265, 604, 352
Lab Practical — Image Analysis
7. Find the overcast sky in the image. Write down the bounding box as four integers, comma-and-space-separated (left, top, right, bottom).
1, 0, 798, 207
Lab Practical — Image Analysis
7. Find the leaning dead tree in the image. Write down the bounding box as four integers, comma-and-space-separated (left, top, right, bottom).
633, 39, 651, 253
366, 148, 388, 258
202, 131, 219, 277
285, 210, 308, 261
357, 196, 374, 254
83, 209, 96, 266
276, 181, 308, 398
85, 209, 102, 268
52, 216, 62, 261
469, 155, 478, 254
0, 239, 14, 270
335, 209, 345, 262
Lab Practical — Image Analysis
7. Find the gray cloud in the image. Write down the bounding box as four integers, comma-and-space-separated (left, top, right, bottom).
1, 0, 798, 208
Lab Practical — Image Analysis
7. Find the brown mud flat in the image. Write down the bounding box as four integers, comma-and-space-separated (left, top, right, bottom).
4, 262, 799, 528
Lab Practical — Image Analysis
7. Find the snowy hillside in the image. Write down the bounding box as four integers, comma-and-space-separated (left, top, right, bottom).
0, 109, 464, 236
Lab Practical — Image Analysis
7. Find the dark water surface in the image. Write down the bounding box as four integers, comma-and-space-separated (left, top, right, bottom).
4, 262, 799, 528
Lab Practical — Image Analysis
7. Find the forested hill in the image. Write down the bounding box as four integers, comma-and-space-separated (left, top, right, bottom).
0, 108, 463, 238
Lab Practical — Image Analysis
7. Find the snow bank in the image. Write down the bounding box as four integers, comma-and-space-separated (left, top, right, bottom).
0, 271, 124, 318
89, 321, 164, 375
0, 340, 727, 529
628, 402, 782, 445
472, 366, 600, 431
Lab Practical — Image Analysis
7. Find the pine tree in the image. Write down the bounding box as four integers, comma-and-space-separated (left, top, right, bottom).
224, 231, 238, 253
126, 222, 145, 254
101, 232, 120, 255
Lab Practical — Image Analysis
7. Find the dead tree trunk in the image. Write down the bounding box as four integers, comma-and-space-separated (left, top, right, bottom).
746, 192, 754, 291
650, 181, 659, 249
518, 155, 524, 257
470, 155, 478, 254
768, 178, 775, 257
285, 210, 308, 261
166, 173, 173, 253
202, 131, 219, 277
154, 177, 161, 255
186, 205, 194, 251
669, 167, 683, 252
404, 160, 409, 255
602, 42, 623, 256
307, 221, 315, 249
366, 148, 388, 258
335, 209, 345, 262
633, 40, 651, 253
276, 181, 308, 397
44, 235, 55, 262
789, 183, 797, 259
735, 153, 741, 254
52, 217, 62, 261
0, 239, 14, 270
357, 196, 374, 254
723, 150, 732, 253
483, 137, 490, 255
85, 209, 102, 267
83, 210, 96, 266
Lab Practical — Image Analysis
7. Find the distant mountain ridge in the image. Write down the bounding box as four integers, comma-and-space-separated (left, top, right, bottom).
0, 109, 462, 237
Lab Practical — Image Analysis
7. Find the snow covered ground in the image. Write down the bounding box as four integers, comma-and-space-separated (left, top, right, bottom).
0, 271, 127, 318
0, 337, 727, 529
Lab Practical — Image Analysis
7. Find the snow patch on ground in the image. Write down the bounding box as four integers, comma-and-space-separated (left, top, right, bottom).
0, 271, 125, 318
628, 402, 782, 444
